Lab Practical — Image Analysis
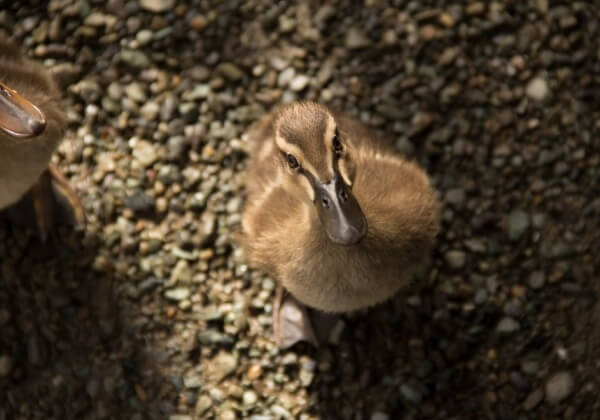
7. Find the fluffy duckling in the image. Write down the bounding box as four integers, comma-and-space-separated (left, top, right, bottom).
240, 102, 441, 348
0, 34, 84, 239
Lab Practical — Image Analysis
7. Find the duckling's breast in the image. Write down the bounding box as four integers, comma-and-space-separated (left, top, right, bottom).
0, 136, 56, 208
279, 242, 416, 313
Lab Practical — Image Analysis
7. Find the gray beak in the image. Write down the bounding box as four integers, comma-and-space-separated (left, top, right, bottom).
0, 81, 46, 139
314, 173, 367, 246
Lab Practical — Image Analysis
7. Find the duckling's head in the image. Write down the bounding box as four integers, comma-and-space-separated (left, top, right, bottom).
274, 102, 367, 246
0, 81, 47, 141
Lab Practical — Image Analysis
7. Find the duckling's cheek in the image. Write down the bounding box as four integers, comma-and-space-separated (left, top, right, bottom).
338, 158, 355, 187
298, 175, 315, 201
281, 173, 315, 202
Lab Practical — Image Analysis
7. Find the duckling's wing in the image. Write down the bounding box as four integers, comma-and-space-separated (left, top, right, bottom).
353, 149, 441, 247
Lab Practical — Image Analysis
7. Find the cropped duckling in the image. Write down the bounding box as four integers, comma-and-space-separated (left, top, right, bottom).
0, 34, 84, 239
240, 101, 441, 348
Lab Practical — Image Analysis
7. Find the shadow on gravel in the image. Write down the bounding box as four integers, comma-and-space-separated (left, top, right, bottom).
0, 221, 172, 420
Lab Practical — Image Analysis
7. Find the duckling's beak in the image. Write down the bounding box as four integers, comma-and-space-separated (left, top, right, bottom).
0, 81, 46, 139
314, 173, 367, 246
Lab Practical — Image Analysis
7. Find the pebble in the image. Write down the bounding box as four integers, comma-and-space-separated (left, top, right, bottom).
506, 210, 530, 241
132, 140, 158, 167
140, 0, 176, 13
217, 63, 245, 81
496, 317, 520, 335
526, 77, 549, 101
466, 2, 486, 15
400, 384, 422, 404
210, 352, 238, 382
345, 28, 371, 49
289, 74, 310, 91
125, 82, 147, 102
119, 49, 151, 68
164, 288, 191, 301
0, 355, 12, 376
371, 412, 390, 420
528, 271, 545, 289
242, 390, 258, 405
445, 250, 467, 269
545, 372, 574, 404
445, 188, 465, 207
523, 388, 544, 410
278, 68, 296, 87
195, 395, 212, 415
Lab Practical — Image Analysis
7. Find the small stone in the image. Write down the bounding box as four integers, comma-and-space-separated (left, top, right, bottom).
466, 2, 486, 15
528, 271, 545, 289
506, 210, 530, 241
195, 394, 212, 415
289, 74, 310, 91
345, 28, 371, 49
132, 140, 158, 167
164, 287, 190, 301
140, 101, 160, 120
247, 364, 263, 380
209, 351, 238, 382
278, 67, 296, 87
445, 188, 465, 207
545, 372, 574, 404
183, 372, 202, 388
124, 191, 155, 212
119, 49, 151, 68
242, 390, 258, 405
496, 317, 520, 335
139, 0, 175, 13
197, 330, 234, 346
216, 62, 245, 81
371, 412, 390, 420
400, 384, 422, 404
438, 13, 455, 28
526, 77, 549, 101
0, 355, 12, 376
444, 250, 466, 269
524, 389, 545, 410
536, 0, 548, 12
136, 29, 154, 45
125, 82, 147, 102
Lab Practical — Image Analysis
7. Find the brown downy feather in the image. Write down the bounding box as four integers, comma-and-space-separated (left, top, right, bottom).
240, 101, 441, 313
0, 34, 67, 209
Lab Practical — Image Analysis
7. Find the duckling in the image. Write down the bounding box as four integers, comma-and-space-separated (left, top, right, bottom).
240, 101, 441, 348
0, 34, 84, 240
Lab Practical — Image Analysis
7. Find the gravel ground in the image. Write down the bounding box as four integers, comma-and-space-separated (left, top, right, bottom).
1, 1, 599, 419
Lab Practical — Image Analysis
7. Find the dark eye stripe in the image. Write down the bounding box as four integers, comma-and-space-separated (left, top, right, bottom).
333, 128, 343, 155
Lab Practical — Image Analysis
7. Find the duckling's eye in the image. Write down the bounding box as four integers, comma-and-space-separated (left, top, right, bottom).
333, 131, 343, 156
286, 153, 300, 169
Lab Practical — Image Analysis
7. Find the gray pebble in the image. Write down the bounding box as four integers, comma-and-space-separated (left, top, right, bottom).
506, 210, 530, 241
496, 317, 520, 335
545, 372, 574, 404
164, 288, 190, 301
528, 271, 545, 289
526, 77, 549, 101
445, 250, 466, 269
140, 0, 175, 13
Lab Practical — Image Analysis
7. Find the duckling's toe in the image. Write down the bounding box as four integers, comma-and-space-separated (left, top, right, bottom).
273, 286, 318, 349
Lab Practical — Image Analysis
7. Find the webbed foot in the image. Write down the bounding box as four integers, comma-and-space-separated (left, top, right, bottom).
272, 285, 340, 349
